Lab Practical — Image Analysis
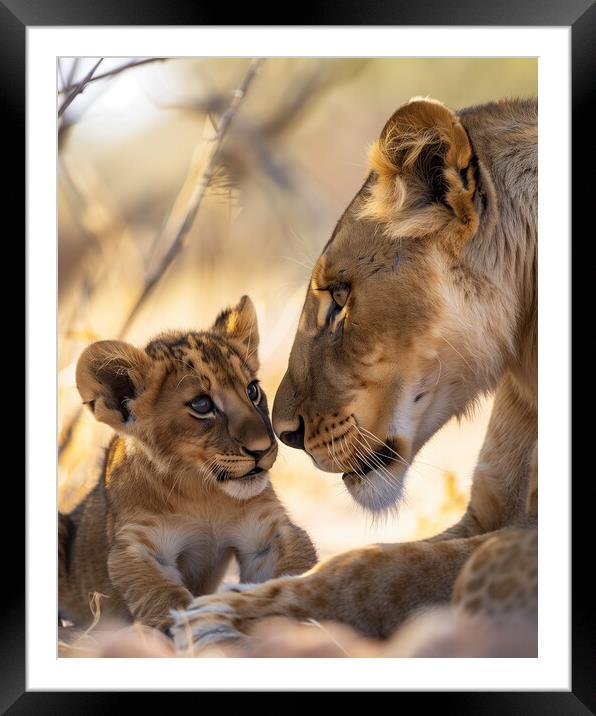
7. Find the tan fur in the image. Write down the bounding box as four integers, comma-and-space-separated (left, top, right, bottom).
59, 297, 317, 630
171, 98, 538, 652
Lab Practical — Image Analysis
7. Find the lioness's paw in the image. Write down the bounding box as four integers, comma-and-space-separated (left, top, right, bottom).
170, 617, 243, 652
218, 582, 259, 594
169, 596, 245, 653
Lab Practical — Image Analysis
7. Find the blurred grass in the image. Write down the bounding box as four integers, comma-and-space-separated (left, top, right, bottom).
58, 58, 536, 556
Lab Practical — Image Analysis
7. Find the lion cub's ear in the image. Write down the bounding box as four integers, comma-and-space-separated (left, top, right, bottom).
211, 295, 260, 370
76, 340, 151, 430
363, 97, 483, 248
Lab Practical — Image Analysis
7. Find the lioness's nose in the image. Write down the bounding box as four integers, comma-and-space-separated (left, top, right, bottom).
279, 416, 305, 451
273, 369, 303, 444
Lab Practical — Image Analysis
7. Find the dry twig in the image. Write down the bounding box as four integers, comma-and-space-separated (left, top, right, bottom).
58, 58, 104, 118
58, 57, 169, 94
63, 58, 80, 92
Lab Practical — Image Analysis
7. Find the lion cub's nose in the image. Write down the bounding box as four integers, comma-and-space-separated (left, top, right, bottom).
279, 416, 306, 451
242, 446, 271, 461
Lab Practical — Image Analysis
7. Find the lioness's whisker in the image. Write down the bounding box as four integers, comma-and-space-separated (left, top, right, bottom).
356, 425, 410, 466
351, 438, 402, 487
356, 425, 410, 467
434, 355, 443, 387
346, 438, 393, 500
440, 335, 475, 373
330, 431, 346, 474
357, 424, 453, 476
351, 441, 397, 490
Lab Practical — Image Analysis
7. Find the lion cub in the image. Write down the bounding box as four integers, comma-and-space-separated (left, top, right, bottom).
59, 296, 317, 630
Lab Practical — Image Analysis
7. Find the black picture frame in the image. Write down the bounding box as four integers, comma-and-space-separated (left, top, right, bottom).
9, 0, 593, 708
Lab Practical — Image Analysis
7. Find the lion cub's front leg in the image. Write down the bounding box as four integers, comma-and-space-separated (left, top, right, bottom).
235, 519, 318, 584
108, 530, 193, 630
171, 535, 487, 652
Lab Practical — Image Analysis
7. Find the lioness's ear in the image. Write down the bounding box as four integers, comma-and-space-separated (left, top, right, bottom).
212, 295, 260, 367
76, 340, 150, 430
364, 97, 482, 246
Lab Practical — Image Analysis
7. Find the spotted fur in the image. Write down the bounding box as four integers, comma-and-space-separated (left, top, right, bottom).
59, 296, 317, 630
452, 528, 537, 624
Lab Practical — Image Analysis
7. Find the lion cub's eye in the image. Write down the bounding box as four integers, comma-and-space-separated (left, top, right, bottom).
331, 285, 349, 308
188, 395, 214, 417
247, 381, 261, 404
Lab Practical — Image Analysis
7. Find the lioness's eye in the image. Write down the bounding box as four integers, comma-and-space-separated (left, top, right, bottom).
331, 285, 349, 308
326, 284, 350, 324
188, 395, 214, 416
247, 381, 261, 404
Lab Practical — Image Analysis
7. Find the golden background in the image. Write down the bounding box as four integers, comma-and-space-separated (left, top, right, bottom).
58, 58, 537, 560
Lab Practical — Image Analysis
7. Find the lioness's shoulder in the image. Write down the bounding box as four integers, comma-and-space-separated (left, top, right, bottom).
458, 97, 537, 127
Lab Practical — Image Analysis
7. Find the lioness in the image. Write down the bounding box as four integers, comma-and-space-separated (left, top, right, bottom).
171, 97, 537, 649
59, 297, 317, 630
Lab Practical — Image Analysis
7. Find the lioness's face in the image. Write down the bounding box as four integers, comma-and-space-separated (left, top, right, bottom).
273, 98, 504, 512
273, 195, 450, 511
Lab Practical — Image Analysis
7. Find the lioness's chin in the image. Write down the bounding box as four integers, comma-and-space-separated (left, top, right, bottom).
217, 471, 270, 501
343, 466, 407, 513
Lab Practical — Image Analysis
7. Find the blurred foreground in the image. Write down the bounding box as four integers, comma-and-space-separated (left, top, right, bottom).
59, 608, 537, 658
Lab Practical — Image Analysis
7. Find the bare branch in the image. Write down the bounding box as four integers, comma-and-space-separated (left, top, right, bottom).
57, 60, 66, 91
262, 59, 371, 139
58, 57, 169, 95
65, 58, 80, 90
58, 411, 79, 459
58, 58, 103, 118
117, 58, 264, 338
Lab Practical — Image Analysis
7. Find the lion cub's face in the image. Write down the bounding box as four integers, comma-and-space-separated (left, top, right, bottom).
76, 296, 277, 500
273, 99, 510, 512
